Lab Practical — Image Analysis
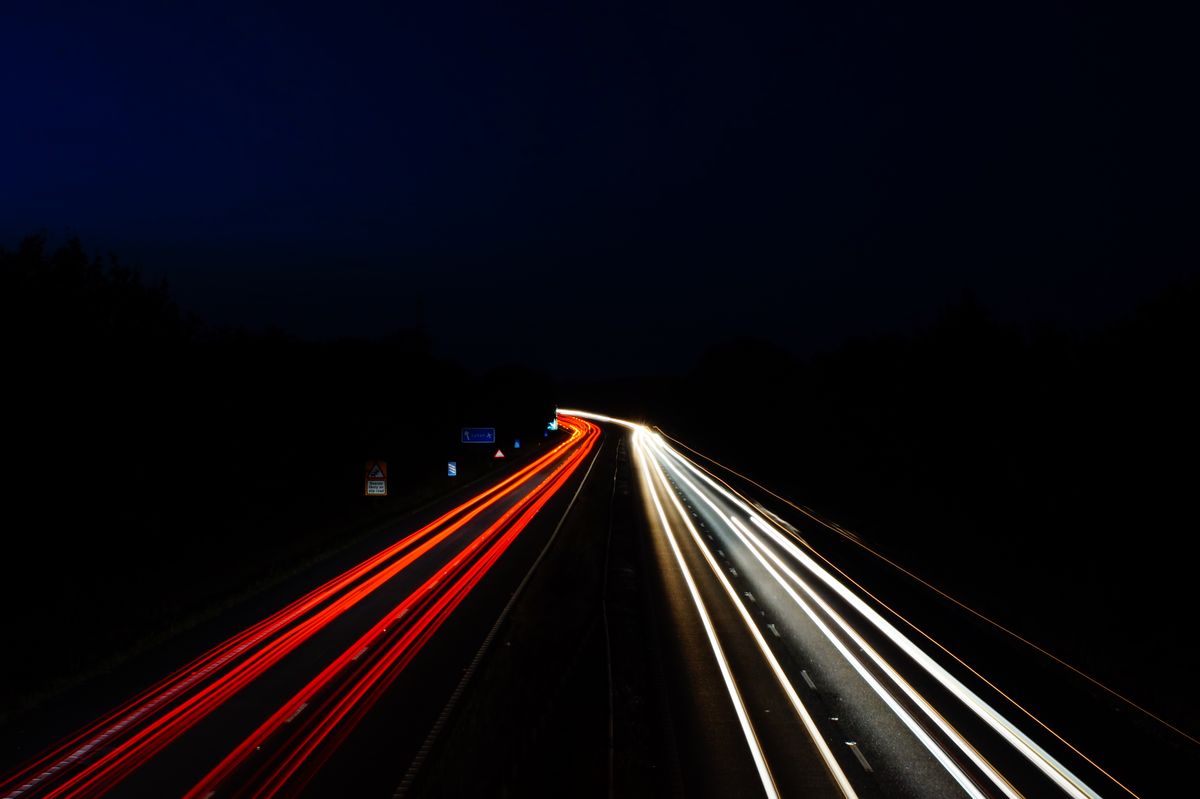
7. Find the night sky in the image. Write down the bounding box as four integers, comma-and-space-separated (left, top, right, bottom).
4, 0, 1197, 377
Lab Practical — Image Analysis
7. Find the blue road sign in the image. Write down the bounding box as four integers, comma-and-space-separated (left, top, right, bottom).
514, 438, 521, 449
448, 461, 457, 477
461, 427, 496, 444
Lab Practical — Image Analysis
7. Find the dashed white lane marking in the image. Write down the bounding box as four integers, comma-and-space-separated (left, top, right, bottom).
801, 670, 817, 689
285, 702, 309, 723
767, 623, 781, 638
846, 742, 874, 772
743, 591, 756, 603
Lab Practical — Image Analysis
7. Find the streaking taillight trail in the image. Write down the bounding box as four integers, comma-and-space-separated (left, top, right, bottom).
1, 416, 599, 799
185, 418, 599, 798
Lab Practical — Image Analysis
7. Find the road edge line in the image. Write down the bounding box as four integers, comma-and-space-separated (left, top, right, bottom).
392, 429, 607, 798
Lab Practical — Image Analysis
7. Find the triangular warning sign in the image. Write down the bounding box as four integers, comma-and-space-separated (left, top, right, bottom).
367, 463, 385, 478
493, 449, 505, 459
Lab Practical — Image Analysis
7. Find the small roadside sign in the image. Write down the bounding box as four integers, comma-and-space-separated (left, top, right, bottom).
493, 449, 505, 459
365, 461, 387, 496
514, 438, 521, 449
461, 427, 496, 444
448, 461, 457, 477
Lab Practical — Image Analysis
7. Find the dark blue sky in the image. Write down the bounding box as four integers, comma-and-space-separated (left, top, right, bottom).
4, 0, 1197, 376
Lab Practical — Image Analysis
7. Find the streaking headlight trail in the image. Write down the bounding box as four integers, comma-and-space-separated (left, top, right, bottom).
564, 409, 1118, 799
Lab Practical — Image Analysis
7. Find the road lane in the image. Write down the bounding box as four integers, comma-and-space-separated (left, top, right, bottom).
630, 422, 857, 799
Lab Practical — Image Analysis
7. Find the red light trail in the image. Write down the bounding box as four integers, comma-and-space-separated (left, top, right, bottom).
1, 416, 598, 799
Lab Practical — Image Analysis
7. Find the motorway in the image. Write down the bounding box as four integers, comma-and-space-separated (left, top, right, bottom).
5, 409, 1192, 798
0, 416, 601, 799
564, 410, 1160, 799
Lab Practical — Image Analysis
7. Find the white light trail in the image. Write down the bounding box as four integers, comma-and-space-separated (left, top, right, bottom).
571, 410, 1108, 799
654, 434, 1102, 799
640, 434, 858, 799
631, 429, 779, 799
648, 439, 993, 799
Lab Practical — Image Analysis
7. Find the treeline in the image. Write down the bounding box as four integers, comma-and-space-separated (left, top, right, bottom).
0, 235, 554, 719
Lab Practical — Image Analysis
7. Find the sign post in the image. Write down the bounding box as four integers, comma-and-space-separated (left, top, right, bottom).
365, 461, 388, 496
